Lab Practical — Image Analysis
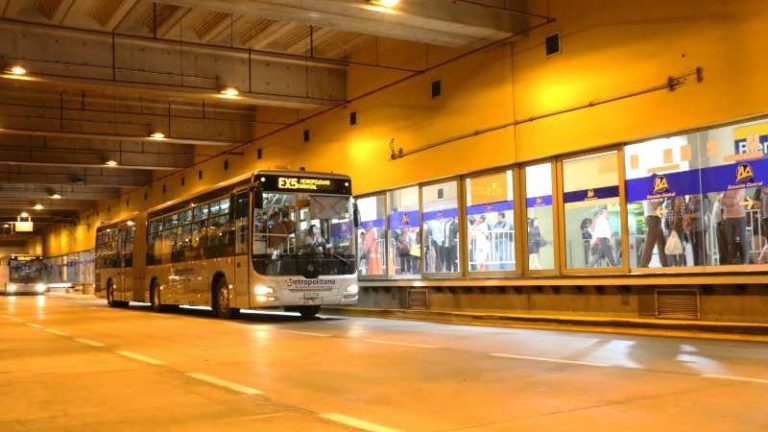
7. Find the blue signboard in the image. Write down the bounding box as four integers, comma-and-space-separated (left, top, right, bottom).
360, 218, 385, 230
423, 207, 459, 222
466, 200, 514, 217
563, 185, 620, 204
388, 210, 419, 229
625, 170, 700, 202
625, 158, 768, 202
700, 159, 766, 193
525, 195, 552, 208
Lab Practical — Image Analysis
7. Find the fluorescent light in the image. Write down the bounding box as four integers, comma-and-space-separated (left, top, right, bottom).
9, 65, 26, 76
19, 211, 29, 218
219, 87, 239, 97
150, 132, 166, 140
369, 0, 400, 8
105, 159, 118, 166
33, 203, 44, 210
50, 193, 62, 199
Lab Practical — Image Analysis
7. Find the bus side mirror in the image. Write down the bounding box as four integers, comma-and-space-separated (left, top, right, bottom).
353, 202, 360, 228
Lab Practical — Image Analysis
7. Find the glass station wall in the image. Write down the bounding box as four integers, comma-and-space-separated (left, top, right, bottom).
357, 117, 768, 280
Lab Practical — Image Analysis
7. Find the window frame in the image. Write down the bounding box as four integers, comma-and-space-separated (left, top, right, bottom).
356, 192, 390, 280
521, 159, 561, 277
462, 167, 522, 279
420, 177, 463, 279
386, 184, 423, 279
557, 148, 630, 276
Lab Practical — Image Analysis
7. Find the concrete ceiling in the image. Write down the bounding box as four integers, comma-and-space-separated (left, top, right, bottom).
0, 0, 531, 242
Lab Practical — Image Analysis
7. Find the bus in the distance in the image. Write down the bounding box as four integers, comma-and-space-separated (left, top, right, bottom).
95, 219, 136, 307
0, 255, 47, 295
96, 170, 359, 318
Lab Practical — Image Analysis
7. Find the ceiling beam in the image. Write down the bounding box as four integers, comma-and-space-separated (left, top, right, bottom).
0, 19, 346, 109
0, 126, 235, 147
0, 146, 192, 171
161, 0, 528, 47
0, 166, 151, 188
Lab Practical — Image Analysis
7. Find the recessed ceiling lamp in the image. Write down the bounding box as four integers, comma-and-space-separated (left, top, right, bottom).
50, 192, 62, 199
104, 159, 119, 167
9, 65, 27, 76
150, 132, 166, 140
33, 203, 44, 210
369, 0, 400, 8
219, 86, 240, 97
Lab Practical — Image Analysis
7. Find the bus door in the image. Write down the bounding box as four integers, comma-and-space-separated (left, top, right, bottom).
233, 189, 251, 307
115, 227, 126, 302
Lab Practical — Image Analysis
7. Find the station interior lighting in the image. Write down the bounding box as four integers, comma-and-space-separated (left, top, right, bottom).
20, 211, 29, 218
150, 132, 166, 140
219, 86, 240, 97
8, 65, 27, 75
104, 159, 118, 167
369, 0, 400, 8
33, 203, 44, 210
50, 192, 62, 199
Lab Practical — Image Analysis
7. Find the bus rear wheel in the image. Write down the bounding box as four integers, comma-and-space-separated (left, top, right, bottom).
212, 278, 237, 319
297, 306, 321, 318
106, 280, 117, 307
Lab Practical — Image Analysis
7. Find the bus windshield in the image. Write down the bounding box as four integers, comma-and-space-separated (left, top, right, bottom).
253, 192, 356, 276
10, 257, 44, 283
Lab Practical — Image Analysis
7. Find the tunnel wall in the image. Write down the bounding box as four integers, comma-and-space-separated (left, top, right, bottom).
36, 1, 768, 326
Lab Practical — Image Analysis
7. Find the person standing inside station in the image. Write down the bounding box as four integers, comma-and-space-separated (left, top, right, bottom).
640, 198, 669, 267
588, 207, 618, 267
719, 188, 748, 264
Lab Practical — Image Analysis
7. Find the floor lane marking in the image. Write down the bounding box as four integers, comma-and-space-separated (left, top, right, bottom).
284, 330, 332, 337
490, 353, 611, 368
74, 338, 105, 348
44, 328, 69, 337
321, 413, 403, 432
185, 372, 262, 395
26, 323, 43, 329
364, 338, 439, 349
703, 374, 768, 385
115, 350, 165, 366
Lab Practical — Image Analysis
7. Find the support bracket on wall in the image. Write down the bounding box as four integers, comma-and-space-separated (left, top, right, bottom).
390, 67, 704, 161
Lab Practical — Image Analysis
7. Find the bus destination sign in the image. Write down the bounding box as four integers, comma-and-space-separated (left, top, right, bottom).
259, 174, 351, 194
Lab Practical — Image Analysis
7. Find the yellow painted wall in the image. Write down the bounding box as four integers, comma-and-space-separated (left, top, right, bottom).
42, 0, 768, 256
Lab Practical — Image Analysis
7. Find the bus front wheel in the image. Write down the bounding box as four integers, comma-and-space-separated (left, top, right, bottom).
212, 278, 237, 319
297, 306, 321, 318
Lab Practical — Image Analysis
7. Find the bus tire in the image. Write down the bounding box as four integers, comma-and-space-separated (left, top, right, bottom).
212, 277, 234, 319
150, 282, 162, 312
297, 306, 321, 318
106, 279, 117, 308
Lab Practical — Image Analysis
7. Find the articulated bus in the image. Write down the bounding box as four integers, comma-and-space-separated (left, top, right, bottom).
95, 170, 359, 318
0, 255, 47, 295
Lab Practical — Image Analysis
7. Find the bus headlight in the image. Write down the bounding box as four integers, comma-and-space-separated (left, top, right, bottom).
7, 284, 17, 293
345, 284, 359, 295
35, 283, 46, 293
254, 285, 274, 295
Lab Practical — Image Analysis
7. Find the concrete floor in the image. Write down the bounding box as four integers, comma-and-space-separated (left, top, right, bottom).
1, 295, 767, 432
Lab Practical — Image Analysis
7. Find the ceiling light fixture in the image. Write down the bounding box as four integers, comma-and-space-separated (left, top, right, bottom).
150, 132, 166, 140
369, 0, 400, 8
50, 193, 62, 199
20, 211, 29, 218
9, 65, 27, 76
104, 159, 118, 167
219, 87, 240, 97
33, 203, 44, 210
